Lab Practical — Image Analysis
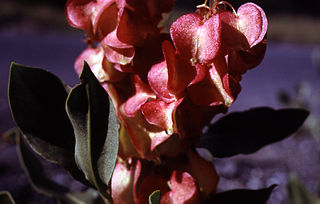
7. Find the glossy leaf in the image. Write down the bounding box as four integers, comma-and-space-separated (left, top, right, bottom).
209, 185, 276, 204
200, 107, 309, 158
287, 175, 319, 204
66, 62, 119, 201
0, 191, 15, 204
8, 62, 90, 187
149, 190, 160, 204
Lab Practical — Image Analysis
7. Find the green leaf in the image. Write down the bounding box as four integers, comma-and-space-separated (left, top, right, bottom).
17, 134, 101, 204
66, 62, 119, 201
209, 185, 277, 204
17, 134, 69, 198
149, 190, 161, 204
9, 62, 74, 153
287, 175, 319, 204
0, 191, 15, 204
200, 107, 309, 158
8, 63, 90, 187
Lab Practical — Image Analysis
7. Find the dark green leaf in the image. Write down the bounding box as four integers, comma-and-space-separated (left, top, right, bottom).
66, 62, 119, 201
149, 190, 161, 204
18, 134, 100, 204
8, 63, 90, 187
17, 134, 69, 197
209, 185, 277, 204
200, 107, 309, 158
287, 175, 318, 204
0, 191, 15, 204
9, 62, 74, 152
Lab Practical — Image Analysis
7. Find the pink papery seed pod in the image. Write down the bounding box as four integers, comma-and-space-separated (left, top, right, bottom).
136, 149, 219, 203
162, 40, 206, 95
119, 109, 170, 159
74, 46, 125, 82
111, 159, 136, 204
170, 12, 221, 65
123, 75, 156, 117
227, 38, 267, 81
141, 98, 183, 133
160, 170, 200, 204
116, 0, 175, 46
219, 2, 268, 52
102, 29, 136, 66
187, 57, 240, 108
65, 0, 118, 41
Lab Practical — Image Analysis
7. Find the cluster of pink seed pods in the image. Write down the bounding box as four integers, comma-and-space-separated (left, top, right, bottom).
66, 0, 268, 203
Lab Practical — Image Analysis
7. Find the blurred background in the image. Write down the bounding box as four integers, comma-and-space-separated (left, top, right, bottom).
0, 0, 320, 203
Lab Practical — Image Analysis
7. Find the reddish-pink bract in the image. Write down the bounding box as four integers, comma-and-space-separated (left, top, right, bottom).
123, 75, 155, 117
170, 13, 221, 65
220, 2, 268, 51
161, 170, 200, 204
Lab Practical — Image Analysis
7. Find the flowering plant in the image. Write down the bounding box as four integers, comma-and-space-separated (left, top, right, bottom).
5, 0, 309, 203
